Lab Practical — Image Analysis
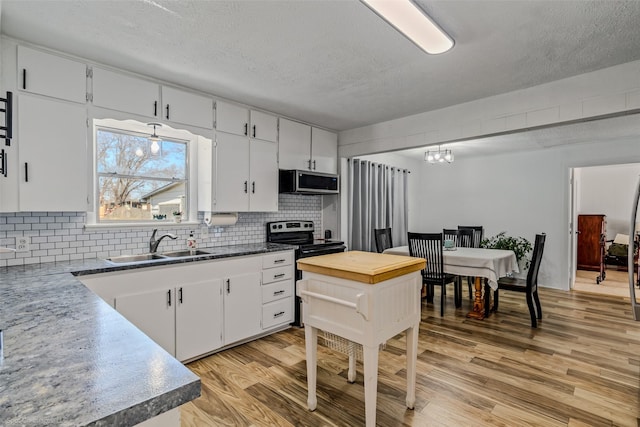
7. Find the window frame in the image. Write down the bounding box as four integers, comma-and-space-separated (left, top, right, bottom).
87, 118, 199, 228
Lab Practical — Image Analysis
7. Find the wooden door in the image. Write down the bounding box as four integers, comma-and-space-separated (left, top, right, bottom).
577, 214, 605, 271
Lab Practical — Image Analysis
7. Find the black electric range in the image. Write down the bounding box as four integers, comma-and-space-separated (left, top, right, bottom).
266, 220, 345, 326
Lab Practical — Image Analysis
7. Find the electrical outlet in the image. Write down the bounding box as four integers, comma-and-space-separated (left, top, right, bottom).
200, 226, 209, 239
16, 237, 30, 253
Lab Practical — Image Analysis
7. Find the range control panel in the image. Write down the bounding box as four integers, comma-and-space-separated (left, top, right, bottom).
268, 221, 314, 233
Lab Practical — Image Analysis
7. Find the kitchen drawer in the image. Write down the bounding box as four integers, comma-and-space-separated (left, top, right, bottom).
262, 279, 293, 304
263, 251, 293, 268
262, 266, 293, 284
262, 297, 293, 329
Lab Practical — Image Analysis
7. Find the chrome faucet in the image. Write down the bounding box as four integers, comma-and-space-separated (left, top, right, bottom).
149, 229, 177, 253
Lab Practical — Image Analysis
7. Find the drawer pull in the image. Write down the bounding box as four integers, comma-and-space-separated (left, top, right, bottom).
274, 259, 286, 263
273, 273, 285, 279
273, 311, 285, 318
274, 290, 285, 296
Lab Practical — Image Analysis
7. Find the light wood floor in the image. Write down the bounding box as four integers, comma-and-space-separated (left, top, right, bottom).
574, 268, 635, 299
182, 287, 640, 426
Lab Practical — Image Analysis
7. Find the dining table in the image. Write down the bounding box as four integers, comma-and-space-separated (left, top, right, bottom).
382, 246, 519, 319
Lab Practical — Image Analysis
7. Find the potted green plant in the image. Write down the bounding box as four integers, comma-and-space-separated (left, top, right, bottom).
172, 211, 182, 223
481, 231, 533, 270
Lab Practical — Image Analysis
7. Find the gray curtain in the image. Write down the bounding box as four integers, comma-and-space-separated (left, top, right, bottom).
348, 159, 409, 252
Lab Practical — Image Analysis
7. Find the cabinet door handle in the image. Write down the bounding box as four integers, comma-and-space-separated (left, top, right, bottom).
307, 159, 312, 170
252, 181, 255, 194
154, 101, 157, 117
252, 125, 256, 138
273, 311, 285, 318
312, 160, 316, 170
244, 181, 248, 193
0, 149, 7, 178
179, 287, 183, 304
244, 123, 248, 136
22, 69, 26, 90
226, 278, 230, 294
273, 273, 285, 279
167, 290, 172, 307
166, 104, 170, 120
274, 259, 286, 264
24, 162, 28, 182
274, 290, 285, 296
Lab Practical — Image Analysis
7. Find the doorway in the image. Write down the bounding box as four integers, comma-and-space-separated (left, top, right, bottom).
570, 163, 640, 297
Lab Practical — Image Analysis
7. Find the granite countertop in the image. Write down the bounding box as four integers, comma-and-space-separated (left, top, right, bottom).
0, 242, 295, 426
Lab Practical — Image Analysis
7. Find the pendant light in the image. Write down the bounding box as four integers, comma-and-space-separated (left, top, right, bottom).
425, 145, 454, 164
147, 123, 162, 155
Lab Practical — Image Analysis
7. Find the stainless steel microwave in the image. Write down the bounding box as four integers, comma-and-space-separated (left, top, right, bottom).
279, 170, 339, 195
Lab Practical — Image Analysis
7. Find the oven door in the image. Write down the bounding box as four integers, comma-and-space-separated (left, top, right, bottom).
298, 245, 346, 260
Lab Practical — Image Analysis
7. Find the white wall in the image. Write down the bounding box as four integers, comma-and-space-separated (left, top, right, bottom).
406, 138, 640, 291
577, 163, 640, 238
339, 60, 640, 158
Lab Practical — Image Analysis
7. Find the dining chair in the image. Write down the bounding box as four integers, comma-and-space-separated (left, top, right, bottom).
374, 227, 393, 253
458, 226, 484, 298
458, 226, 484, 248
443, 228, 474, 298
485, 233, 546, 328
408, 232, 460, 316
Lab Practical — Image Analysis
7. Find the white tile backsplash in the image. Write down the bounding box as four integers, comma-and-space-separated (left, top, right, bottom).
0, 194, 322, 267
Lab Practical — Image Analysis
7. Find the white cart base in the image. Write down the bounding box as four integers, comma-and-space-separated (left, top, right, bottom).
298, 270, 422, 427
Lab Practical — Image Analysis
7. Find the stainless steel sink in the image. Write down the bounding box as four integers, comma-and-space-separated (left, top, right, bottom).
161, 249, 212, 258
106, 253, 169, 264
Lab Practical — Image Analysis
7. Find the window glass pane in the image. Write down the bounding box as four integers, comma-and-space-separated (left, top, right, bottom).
97, 129, 186, 179
95, 126, 188, 223
98, 177, 186, 221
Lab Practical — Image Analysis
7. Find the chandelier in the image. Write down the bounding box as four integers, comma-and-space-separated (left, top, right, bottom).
425, 145, 454, 164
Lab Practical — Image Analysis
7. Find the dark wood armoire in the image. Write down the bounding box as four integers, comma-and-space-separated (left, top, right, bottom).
577, 214, 606, 271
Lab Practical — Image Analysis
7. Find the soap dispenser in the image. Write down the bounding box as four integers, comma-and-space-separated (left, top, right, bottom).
187, 230, 197, 254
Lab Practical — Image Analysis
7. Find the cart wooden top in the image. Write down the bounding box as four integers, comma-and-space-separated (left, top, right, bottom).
297, 250, 425, 284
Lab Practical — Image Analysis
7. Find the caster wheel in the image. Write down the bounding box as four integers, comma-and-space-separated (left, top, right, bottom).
596, 277, 601, 284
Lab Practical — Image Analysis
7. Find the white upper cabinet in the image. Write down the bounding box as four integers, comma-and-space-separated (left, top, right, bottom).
278, 118, 311, 170
215, 101, 249, 136
249, 110, 278, 143
279, 118, 337, 174
198, 132, 278, 212
311, 127, 338, 174
212, 132, 250, 212
161, 86, 213, 129
18, 94, 88, 211
17, 46, 87, 103
249, 139, 279, 212
92, 67, 160, 119
216, 101, 277, 142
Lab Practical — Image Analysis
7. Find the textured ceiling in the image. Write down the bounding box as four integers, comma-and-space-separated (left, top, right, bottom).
2, 0, 640, 136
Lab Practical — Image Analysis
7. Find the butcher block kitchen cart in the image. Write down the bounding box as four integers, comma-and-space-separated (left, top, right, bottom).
297, 251, 425, 427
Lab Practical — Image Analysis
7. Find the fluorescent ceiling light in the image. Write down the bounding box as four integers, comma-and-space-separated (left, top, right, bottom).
361, 0, 453, 54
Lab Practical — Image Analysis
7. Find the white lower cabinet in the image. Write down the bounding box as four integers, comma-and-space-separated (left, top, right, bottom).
175, 278, 223, 361
261, 251, 294, 329
116, 287, 176, 356
81, 250, 294, 362
223, 271, 261, 345
114, 277, 223, 362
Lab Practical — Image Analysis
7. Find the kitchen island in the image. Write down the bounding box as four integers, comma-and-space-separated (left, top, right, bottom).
297, 251, 425, 427
0, 243, 293, 426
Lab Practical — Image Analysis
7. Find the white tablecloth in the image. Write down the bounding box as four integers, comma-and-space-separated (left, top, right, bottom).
383, 246, 519, 290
